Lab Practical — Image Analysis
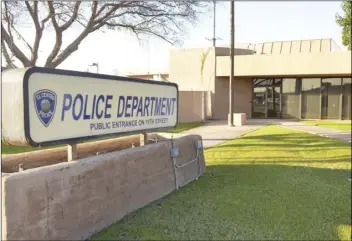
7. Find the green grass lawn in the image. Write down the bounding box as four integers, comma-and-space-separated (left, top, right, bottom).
1, 122, 202, 155
92, 125, 351, 241
301, 120, 351, 132
1, 143, 55, 155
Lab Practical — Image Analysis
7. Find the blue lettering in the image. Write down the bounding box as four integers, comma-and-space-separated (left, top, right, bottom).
125, 96, 132, 117
83, 94, 91, 120
171, 98, 177, 115
104, 95, 113, 119
96, 95, 105, 119
61, 94, 72, 121
117, 96, 125, 118
91, 95, 97, 119
144, 97, 150, 117
90, 122, 111, 130
72, 94, 84, 120
166, 98, 172, 115
150, 97, 156, 116
131, 96, 139, 117
161, 97, 166, 115
137, 97, 144, 116
154, 97, 162, 116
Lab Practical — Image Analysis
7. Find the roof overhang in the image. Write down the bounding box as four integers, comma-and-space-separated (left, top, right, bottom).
216, 51, 352, 78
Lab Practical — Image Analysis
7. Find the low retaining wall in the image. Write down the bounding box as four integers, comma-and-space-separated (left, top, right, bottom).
1, 134, 205, 240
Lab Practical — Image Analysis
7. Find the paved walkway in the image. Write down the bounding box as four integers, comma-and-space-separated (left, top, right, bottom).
280, 122, 351, 143
161, 119, 350, 149
178, 120, 265, 149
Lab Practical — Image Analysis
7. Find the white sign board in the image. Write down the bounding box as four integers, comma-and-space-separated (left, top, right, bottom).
1, 67, 178, 146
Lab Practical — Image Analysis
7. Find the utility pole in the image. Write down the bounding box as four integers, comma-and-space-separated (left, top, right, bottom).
205, 0, 220, 46
211, 0, 216, 119
228, 0, 235, 126
212, 0, 216, 47
205, 0, 219, 119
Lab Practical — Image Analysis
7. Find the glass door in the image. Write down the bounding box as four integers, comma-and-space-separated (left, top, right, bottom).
252, 78, 283, 119
267, 86, 282, 118
252, 87, 266, 118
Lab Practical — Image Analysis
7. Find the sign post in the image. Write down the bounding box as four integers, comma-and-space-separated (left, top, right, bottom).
1, 67, 178, 148
140, 133, 148, 146
67, 144, 78, 161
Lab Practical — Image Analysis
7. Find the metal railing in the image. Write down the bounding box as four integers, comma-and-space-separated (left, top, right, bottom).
170, 138, 203, 190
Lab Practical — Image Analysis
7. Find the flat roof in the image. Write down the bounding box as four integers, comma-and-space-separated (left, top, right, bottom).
216, 51, 352, 77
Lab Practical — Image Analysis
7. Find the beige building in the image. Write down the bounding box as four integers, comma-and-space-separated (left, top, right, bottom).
125, 38, 352, 122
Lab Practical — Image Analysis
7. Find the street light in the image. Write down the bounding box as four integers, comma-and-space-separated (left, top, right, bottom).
88, 62, 99, 73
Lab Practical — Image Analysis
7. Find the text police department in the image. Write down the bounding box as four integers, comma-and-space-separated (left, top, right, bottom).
60, 94, 177, 121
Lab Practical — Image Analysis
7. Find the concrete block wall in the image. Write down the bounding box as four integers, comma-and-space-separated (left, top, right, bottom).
178, 91, 208, 123
169, 47, 216, 92
1, 134, 205, 240
214, 78, 230, 120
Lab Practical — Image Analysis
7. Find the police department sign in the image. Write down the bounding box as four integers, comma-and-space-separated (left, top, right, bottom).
1, 67, 178, 146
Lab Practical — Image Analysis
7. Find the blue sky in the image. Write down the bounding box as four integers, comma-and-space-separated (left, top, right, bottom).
9, 1, 346, 75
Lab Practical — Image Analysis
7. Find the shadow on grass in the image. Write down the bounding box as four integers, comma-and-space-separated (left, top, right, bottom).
92, 164, 351, 241
212, 133, 351, 149
208, 156, 351, 164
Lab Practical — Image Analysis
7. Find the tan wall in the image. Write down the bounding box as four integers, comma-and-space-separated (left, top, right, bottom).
178, 91, 206, 123
234, 78, 252, 118
214, 77, 252, 120
169, 48, 216, 120
169, 47, 216, 91
217, 51, 352, 77
214, 78, 229, 119
169, 47, 254, 119
2, 134, 205, 240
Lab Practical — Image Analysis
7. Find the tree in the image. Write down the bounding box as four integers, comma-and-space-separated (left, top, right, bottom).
200, 47, 211, 122
1, 1, 208, 69
336, 1, 351, 51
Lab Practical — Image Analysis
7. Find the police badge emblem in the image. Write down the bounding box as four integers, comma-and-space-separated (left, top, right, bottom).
34, 89, 57, 127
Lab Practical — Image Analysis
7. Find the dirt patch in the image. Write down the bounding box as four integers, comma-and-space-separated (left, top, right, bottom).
1, 133, 168, 173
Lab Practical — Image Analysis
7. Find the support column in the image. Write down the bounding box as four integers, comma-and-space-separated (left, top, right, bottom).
67, 144, 77, 162
140, 133, 148, 146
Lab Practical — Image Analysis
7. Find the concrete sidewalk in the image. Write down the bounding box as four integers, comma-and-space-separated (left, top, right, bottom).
178, 120, 265, 149
280, 122, 351, 143
160, 119, 350, 150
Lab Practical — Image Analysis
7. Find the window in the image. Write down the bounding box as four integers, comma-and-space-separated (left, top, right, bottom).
301, 78, 321, 119
253, 78, 272, 86
342, 78, 351, 120
321, 78, 342, 119
282, 78, 300, 119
